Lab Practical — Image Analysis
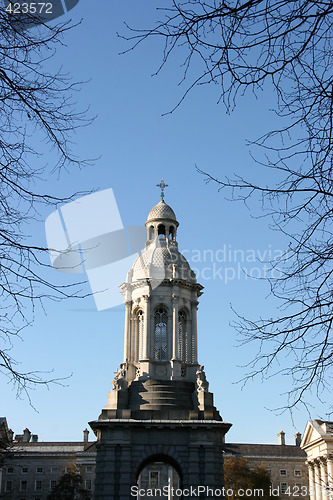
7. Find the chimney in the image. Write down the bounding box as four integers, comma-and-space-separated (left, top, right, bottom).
295, 432, 302, 446
22, 428, 31, 443
8, 429, 14, 442
278, 430, 285, 445
83, 428, 89, 443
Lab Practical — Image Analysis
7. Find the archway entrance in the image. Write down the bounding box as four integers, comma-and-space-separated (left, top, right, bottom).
137, 458, 182, 499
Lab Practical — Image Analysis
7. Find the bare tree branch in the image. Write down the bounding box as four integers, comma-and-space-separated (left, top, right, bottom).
0, 6, 93, 396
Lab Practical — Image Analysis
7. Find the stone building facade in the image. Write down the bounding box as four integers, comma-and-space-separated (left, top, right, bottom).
301, 420, 333, 500
225, 431, 309, 499
0, 425, 311, 499
0, 428, 96, 499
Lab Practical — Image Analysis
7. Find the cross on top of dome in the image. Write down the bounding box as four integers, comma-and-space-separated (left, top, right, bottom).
156, 179, 168, 201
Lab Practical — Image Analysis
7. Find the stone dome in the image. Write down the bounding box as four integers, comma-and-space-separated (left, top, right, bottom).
129, 242, 196, 284
146, 200, 177, 223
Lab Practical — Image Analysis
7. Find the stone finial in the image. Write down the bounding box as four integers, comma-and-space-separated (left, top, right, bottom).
295, 432, 302, 446
278, 430, 286, 445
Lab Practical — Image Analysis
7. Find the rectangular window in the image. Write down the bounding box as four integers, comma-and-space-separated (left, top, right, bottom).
20, 480, 28, 491
267, 469, 272, 475
51, 467, 58, 474
7, 466, 14, 474
294, 470, 302, 477
149, 471, 160, 489
280, 469, 287, 476
281, 483, 288, 494
21, 467, 28, 474
86, 466, 93, 473
35, 480, 42, 492
85, 479, 92, 490
50, 480, 57, 491
36, 467, 43, 474
5, 480, 12, 492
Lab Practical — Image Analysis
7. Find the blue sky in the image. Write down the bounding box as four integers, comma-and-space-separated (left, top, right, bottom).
2, 0, 330, 445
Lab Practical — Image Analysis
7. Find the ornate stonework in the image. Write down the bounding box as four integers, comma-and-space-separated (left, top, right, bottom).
90, 195, 231, 499
301, 420, 333, 500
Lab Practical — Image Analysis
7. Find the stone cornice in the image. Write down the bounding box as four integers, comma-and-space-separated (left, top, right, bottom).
120, 279, 203, 294
6, 451, 97, 458
90, 418, 231, 431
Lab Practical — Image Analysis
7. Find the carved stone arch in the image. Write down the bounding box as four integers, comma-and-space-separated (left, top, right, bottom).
148, 225, 155, 240
136, 453, 183, 481
132, 304, 143, 316
178, 305, 190, 316
136, 453, 183, 494
131, 304, 141, 322
133, 308, 144, 362
153, 303, 170, 315
157, 224, 166, 239
168, 224, 175, 241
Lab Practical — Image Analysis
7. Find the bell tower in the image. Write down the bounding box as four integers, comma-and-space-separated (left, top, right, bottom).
90, 186, 231, 499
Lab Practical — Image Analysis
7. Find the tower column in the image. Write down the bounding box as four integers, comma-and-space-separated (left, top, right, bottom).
191, 300, 198, 364
123, 301, 131, 362
172, 293, 179, 359
130, 314, 137, 362
142, 295, 150, 360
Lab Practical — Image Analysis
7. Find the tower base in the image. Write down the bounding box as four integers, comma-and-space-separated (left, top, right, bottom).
90, 415, 231, 500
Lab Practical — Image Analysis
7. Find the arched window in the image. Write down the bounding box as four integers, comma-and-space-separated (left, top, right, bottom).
137, 310, 144, 361
178, 310, 188, 362
154, 308, 168, 360
168, 225, 174, 241
158, 224, 166, 239
149, 226, 155, 240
